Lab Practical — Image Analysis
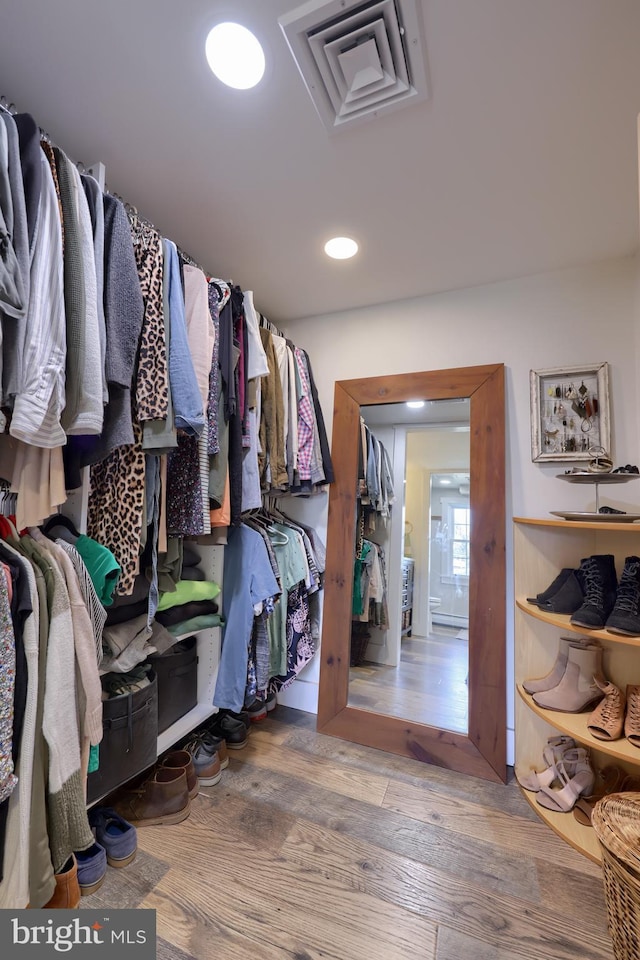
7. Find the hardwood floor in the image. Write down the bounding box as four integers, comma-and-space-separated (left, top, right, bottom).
348, 631, 469, 732
81, 706, 614, 960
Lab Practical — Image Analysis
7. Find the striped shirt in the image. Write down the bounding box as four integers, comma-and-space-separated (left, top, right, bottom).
55, 538, 106, 665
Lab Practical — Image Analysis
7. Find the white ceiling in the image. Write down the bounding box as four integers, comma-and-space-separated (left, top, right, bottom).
1, 0, 639, 323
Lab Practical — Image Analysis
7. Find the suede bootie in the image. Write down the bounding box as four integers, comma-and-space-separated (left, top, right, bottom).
532, 643, 604, 712
523, 637, 587, 695
527, 568, 584, 614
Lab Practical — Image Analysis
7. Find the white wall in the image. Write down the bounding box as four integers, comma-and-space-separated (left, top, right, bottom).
278, 255, 640, 757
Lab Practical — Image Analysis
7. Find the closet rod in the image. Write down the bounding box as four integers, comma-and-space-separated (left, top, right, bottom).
0, 92, 92, 175
259, 313, 285, 339
0, 92, 215, 280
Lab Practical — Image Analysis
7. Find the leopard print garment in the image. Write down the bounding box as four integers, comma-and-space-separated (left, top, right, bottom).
87, 423, 146, 597
131, 221, 169, 423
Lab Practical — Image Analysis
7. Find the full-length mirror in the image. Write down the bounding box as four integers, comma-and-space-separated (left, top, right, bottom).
348, 398, 470, 733
347, 400, 471, 734
317, 364, 506, 783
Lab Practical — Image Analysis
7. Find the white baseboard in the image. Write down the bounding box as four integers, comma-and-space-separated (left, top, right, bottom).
276, 679, 318, 714
432, 613, 469, 628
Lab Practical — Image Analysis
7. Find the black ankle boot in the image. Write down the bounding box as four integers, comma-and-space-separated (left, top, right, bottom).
606, 556, 640, 636
527, 568, 576, 606
570, 555, 617, 629
528, 568, 585, 613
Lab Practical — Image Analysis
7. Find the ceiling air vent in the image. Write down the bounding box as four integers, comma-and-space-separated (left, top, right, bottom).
279, 0, 428, 132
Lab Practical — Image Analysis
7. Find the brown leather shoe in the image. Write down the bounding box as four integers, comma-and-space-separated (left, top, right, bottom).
112, 767, 191, 826
43, 856, 81, 909
160, 749, 199, 799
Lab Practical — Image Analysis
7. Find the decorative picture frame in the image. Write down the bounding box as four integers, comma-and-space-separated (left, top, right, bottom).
530, 362, 610, 462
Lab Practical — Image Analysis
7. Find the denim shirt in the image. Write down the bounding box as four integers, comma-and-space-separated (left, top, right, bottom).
162, 239, 205, 436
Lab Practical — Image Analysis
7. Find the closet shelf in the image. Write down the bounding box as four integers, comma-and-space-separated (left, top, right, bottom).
171, 626, 219, 644
517, 685, 640, 764
518, 785, 601, 863
514, 516, 640, 532
516, 597, 640, 647
156, 703, 216, 755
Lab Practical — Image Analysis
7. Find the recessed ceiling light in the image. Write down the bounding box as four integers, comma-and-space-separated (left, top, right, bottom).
324, 236, 358, 260
406, 400, 425, 409
205, 22, 265, 90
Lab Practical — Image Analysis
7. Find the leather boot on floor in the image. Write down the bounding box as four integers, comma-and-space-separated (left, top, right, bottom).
570, 555, 617, 629
606, 556, 640, 636
532, 643, 604, 712
42, 856, 81, 909
587, 677, 625, 740
112, 767, 191, 827
160, 749, 199, 799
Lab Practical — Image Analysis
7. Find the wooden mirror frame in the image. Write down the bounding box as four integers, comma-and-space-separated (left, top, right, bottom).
317, 363, 506, 783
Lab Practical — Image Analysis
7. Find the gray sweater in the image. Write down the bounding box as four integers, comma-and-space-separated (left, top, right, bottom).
83, 193, 144, 463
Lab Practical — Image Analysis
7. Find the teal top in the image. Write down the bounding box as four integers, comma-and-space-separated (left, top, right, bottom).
75, 534, 121, 606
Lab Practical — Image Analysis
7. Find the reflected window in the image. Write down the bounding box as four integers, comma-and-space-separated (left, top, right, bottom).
441, 498, 470, 581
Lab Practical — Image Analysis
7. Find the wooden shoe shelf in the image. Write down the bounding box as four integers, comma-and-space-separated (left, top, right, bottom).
514, 517, 640, 864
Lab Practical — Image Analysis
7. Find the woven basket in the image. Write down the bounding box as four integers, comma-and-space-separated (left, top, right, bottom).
350, 623, 371, 667
592, 792, 640, 960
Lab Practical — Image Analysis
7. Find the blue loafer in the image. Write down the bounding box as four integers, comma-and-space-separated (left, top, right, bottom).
89, 807, 138, 867
76, 842, 108, 896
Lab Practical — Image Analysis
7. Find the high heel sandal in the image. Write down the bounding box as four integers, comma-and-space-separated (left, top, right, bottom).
516, 736, 579, 793
572, 765, 626, 826
573, 767, 640, 826
536, 755, 595, 813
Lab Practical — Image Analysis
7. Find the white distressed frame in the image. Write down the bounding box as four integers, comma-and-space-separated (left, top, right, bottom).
530, 362, 610, 462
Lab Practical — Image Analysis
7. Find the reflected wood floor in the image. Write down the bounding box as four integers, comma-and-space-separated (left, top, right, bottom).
348, 632, 469, 732
82, 707, 613, 960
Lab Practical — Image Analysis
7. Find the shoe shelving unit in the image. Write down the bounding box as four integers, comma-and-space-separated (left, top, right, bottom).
514, 516, 640, 864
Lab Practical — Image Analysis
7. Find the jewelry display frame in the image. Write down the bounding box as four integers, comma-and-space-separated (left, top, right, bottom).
530, 362, 610, 462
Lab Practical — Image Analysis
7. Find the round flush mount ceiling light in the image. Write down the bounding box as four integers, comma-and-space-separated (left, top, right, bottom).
406, 401, 425, 409
324, 236, 359, 260
205, 23, 265, 89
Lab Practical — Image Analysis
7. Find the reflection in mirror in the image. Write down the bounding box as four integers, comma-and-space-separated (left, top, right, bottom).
347, 399, 470, 733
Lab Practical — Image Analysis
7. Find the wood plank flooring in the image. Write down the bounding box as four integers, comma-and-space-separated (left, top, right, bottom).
348, 632, 469, 731
82, 707, 614, 960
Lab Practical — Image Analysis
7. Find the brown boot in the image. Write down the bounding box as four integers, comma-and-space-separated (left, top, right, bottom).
112, 767, 191, 826
159, 749, 199, 799
43, 856, 81, 909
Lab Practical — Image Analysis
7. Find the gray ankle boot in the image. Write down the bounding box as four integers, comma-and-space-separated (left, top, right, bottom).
532, 643, 604, 712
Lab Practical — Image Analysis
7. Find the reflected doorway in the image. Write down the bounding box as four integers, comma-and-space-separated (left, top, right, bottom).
347, 401, 470, 733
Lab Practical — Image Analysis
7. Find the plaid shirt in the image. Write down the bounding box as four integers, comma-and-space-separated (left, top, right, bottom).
294, 347, 315, 480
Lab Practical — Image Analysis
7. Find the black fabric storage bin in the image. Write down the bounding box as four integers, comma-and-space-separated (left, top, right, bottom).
87, 669, 158, 804
150, 636, 198, 734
